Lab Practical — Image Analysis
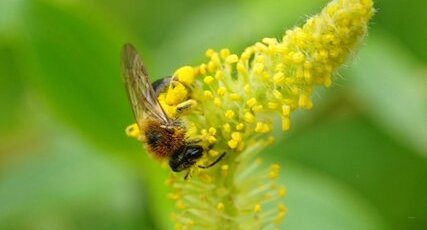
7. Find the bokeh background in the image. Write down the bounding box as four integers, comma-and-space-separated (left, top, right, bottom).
1, 0, 426, 229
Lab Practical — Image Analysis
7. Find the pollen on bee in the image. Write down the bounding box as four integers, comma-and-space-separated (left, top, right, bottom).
125, 123, 140, 139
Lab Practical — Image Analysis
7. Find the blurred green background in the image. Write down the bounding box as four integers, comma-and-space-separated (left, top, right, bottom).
1, 0, 426, 229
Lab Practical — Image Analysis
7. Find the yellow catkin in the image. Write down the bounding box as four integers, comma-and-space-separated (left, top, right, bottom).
126, 1, 374, 228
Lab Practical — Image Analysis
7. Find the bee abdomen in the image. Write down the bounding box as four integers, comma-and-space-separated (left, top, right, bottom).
142, 119, 185, 159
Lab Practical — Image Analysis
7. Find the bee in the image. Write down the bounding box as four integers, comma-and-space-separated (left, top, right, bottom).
121, 43, 225, 176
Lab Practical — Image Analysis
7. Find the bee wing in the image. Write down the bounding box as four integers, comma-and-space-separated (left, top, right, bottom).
121, 43, 171, 127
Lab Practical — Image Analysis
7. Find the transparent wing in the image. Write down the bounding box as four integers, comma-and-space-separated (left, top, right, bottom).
121, 43, 171, 127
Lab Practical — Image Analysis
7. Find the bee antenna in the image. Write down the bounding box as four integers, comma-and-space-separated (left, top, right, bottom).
198, 152, 227, 169
184, 170, 191, 180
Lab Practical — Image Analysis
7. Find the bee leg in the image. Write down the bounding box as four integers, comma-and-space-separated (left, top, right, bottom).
198, 152, 227, 169
184, 170, 191, 180
176, 99, 197, 116
185, 138, 202, 145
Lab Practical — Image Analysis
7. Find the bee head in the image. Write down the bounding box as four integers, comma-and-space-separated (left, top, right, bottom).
169, 145, 203, 172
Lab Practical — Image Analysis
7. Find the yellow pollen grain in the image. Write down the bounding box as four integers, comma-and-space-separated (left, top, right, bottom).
268, 102, 278, 109
236, 123, 244, 130
298, 94, 309, 108
273, 72, 285, 84
207, 136, 217, 144
228, 139, 238, 149
208, 127, 217, 135
225, 110, 235, 119
255, 122, 270, 133
225, 54, 239, 64
262, 37, 278, 45
261, 72, 270, 81
125, 123, 140, 139
255, 42, 267, 52
215, 70, 224, 80
282, 104, 291, 117
208, 61, 216, 72
205, 48, 215, 58
217, 202, 225, 211
272, 89, 283, 100
231, 132, 242, 142
204, 90, 213, 98
278, 186, 286, 197
304, 61, 313, 69
268, 171, 279, 179
217, 87, 226, 96
244, 84, 251, 95
304, 70, 312, 83
292, 52, 305, 63
223, 123, 231, 133
214, 98, 222, 107
200, 129, 208, 135
252, 104, 263, 112
267, 136, 275, 144
246, 97, 257, 107
221, 164, 229, 171
282, 117, 290, 131
254, 203, 261, 213
209, 150, 219, 157
229, 93, 241, 100
220, 48, 231, 59
278, 203, 287, 212
275, 63, 284, 72
244, 112, 255, 123
203, 75, 214, 85
211, 53, 221, 66
177, 200, 186, 209
270, 164, 280, 171
199, 63, 207, 75
275, 211, 285, 224
168, 193, 180, 200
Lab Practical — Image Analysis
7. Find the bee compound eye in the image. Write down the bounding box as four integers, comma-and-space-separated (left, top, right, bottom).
185, 146, 203, 160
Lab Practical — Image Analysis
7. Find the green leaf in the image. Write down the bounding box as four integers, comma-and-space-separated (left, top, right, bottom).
0, 124, 152, 230
279, 161, 387, 230
348, 32, 427, 157
271, 112, 427, 230
22, 1, 132, 151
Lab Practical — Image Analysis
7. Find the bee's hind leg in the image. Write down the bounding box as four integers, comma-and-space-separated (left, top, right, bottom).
176, 99, 197, 116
